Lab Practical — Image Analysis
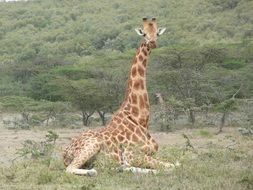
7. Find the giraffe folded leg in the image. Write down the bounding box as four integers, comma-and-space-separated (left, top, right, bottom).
66, 140, 100, 176
66, 168, 98, 176
144, 155, 180, 169
122, 166, 158, 174
121, 153, 180, 174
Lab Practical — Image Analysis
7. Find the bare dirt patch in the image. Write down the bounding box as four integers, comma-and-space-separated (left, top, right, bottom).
0, 125, 251, 166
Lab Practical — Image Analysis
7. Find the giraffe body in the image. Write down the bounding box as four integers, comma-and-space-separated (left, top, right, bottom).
63, 18, 176, 175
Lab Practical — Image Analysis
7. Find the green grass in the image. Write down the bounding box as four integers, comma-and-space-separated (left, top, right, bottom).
0, 144, 252, 190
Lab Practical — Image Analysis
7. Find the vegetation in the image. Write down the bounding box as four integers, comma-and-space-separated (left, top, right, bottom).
0, 0, 253, 128
0, 0, 252, 130
0, 0, 252, 188
15, 130, 58, 159
0, 128, 252, 190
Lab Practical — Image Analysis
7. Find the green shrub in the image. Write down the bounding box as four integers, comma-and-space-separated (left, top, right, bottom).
16, 131, 59, 159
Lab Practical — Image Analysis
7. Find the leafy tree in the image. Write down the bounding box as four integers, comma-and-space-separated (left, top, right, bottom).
152, 47, 218, 125
28, 74, 63, 101
55, 78, 102, 126
0, 96, 41, 122
0, 96, 69, 128
95, 71, 126, 125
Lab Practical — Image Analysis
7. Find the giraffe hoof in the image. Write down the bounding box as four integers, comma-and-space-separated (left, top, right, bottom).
87, 169, 98, 177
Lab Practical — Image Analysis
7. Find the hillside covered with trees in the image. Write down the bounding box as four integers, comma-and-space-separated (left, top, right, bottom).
0, 0, 252, 130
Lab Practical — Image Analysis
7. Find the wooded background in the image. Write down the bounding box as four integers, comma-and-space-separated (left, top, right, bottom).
0, 0, 252, 132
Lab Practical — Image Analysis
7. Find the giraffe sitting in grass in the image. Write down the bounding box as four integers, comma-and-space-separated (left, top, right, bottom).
63, 18, 179, 176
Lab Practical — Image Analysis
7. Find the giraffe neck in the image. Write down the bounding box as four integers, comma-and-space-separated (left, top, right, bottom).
120, 42, 151, 128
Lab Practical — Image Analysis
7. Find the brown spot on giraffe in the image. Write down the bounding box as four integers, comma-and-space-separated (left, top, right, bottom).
133, 80, 140, 90
142, 49, 147, 56
132, 134, 139, 142
139, 117, 146, 127
132, 106, 139, 117
104, 131, 110, 137
131, 93, 138, 104
131, 67, 137, 78
106, 141, 112, 146
125, 130, 131, 139
114, 117, 121, 124
110, 122, 117, 128
112, 129, 119, 136
140, 79, 145, 90
111, 136, 117, 143
142, 59, 147, 67
117, 135, 124, 142
118, 113, 124, 118
139, 55, 143, 62
138, 65, 145, 77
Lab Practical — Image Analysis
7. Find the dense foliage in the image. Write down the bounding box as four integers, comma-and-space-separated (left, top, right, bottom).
0, 0, 252, 128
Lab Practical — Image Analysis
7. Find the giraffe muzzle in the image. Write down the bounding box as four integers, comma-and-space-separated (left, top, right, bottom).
149, 41, 157, 49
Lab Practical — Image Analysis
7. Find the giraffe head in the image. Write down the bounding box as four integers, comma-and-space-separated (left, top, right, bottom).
135, 17, 166, 49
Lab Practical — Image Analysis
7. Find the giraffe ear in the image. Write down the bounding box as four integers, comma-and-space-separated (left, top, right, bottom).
135, 28, 145, 36
157, 27, 166, 36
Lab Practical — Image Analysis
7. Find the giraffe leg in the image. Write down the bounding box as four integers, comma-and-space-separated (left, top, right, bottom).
66, 168, 98, 176
120, 150, 179, 174
66, 141, 100, 176
143, 155, 180, 169
122, 166, 158, 174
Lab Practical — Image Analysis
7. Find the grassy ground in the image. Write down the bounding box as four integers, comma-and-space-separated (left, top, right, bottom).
0, 127, 252, 190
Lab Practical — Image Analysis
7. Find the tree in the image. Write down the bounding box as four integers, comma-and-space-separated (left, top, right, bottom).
28, 74, 63, 101
0, 96, 68, 128
86, 68, 126, 126
56, 78, 103, 126
97, 75, 125, 125
152, 47, 217, 125
214, 87, 240, 134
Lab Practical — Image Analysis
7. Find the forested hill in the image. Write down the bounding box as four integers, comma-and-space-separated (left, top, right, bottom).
0, 0, 252, 58
0, 0, 253, 128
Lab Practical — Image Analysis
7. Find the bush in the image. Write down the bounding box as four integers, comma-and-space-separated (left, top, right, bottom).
16, 131, 59, 160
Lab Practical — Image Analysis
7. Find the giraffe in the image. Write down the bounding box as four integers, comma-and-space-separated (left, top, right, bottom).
63, 18, 177, 176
